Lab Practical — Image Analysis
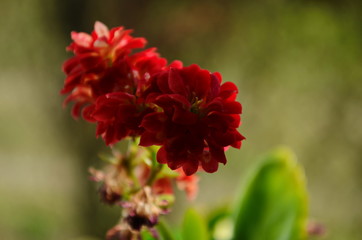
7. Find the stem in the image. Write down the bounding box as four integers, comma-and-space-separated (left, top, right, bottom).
145, 146, 163, 186
146, 163, 163, 186
124, 138, 141, 189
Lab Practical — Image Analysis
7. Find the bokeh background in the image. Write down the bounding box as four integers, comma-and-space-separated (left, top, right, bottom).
0, 0, 361, 239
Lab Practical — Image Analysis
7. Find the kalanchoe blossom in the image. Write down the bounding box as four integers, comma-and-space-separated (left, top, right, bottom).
61, 21, 170, 120
61, 21, 146, 118
175, 169, 199, 200
140, 64, 245, 175
138, 162, 198, 200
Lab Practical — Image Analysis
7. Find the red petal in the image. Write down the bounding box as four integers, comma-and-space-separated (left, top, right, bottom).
182, 159, 199, 176
168, 60, 183, 69
210, 146, 227, 165
156, 146, 168, 164
219, 82, 238, 100
61, 73, 82, 94
96, 122, 107, 136
78, 52, 103, 70
168, 68, 187, 95
82, 104, 96, 122
201, 152, 219, 173
209, 73, 221, 98
104, 124, 116, 145
141, 112, 167, 132
62, 57, 79, 74
155, 94, 190, 110
222, 101, 242, 114
212, 130, 243, 147
122, 37, 147, 50
172, 106, 198, 125
71, 102, 83, 119
184, 64, 210, 98
156, 71, 171, 93
139, 131, 163, 146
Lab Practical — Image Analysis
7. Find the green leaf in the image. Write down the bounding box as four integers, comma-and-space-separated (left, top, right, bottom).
206, 205, 231, 235
157, 220, 178, 240
141, 230, 156, 240
182, 208, 209, 240
232, 147, 308, 240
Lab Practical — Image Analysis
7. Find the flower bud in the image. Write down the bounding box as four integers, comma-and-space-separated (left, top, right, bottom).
106, 223, 135, 240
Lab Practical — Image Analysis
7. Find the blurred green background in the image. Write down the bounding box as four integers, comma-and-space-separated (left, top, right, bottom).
0, 0, 361, 239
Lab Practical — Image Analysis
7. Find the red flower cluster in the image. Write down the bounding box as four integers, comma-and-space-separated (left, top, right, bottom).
62, 22, 244, 175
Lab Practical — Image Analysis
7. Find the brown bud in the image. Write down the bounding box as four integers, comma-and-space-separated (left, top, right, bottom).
106, 224, 135, 240
99, 183, 122, 205
125, 215, 157, 231
123, 187, 163, 231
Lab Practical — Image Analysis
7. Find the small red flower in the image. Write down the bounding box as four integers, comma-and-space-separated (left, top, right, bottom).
175, 169, 199, 200
140, 64, 245, 175
61, 21, 148, 118
149, 169, 199, 200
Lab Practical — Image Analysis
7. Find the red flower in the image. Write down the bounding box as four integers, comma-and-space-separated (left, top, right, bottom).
175, 169, 199, 200
61, 21, 148, 118
149, 168, 199, 200
140, 64, 245, 175
137, 161, 198, 200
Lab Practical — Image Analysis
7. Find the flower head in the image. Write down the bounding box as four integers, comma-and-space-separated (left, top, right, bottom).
140, 64, 245, 175
61, 21, 169, 120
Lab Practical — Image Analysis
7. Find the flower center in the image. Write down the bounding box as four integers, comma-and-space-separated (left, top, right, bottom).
190, 96, 203, 114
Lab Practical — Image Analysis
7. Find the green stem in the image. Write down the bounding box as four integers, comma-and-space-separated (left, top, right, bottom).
146, 146, 164, 186
123, 138, 141, 192
146, 163, 163, 186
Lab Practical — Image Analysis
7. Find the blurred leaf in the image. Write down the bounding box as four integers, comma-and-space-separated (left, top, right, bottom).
182, 208, 209, 240
141, 230, 156, 240
232, 147, 308, 240
212, 217, 234, 240
157, 220, 177, 240
206, 205, 231, 234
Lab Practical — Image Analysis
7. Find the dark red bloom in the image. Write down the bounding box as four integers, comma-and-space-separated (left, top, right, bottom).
140, 64, 245, 175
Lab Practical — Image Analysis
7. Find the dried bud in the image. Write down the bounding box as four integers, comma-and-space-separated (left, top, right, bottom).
89, 155, 129, 205
89, 167, 105, 182
126, 215, 155, 231
106, 223, 136, 240
99, 183, 122, 204
124, 187, 164, 231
